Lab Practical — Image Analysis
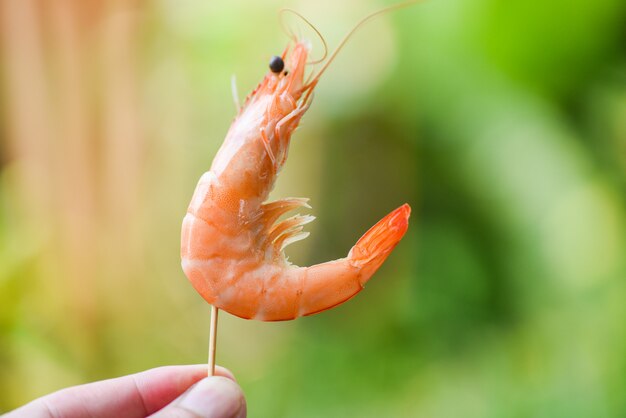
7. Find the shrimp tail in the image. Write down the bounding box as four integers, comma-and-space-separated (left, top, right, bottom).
296, 204, 411, 319
348, 203, 411, 272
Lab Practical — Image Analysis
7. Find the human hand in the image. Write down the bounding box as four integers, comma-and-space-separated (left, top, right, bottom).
4, 365, 246, 418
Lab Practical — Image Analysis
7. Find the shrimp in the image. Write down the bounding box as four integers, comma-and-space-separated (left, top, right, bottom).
181, 7, 412, 321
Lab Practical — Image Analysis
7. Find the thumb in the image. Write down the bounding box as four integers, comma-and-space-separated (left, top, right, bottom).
150, 376, 246, 418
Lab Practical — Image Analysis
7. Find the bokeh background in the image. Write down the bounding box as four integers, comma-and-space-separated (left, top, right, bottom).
1, 0, 625, 416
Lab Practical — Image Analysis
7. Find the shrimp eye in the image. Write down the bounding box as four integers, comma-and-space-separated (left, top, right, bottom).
269, 55, 285, 74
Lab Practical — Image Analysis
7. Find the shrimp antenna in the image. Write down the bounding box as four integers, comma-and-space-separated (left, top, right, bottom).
304, 0, 421, 90
279, 9, 328, 65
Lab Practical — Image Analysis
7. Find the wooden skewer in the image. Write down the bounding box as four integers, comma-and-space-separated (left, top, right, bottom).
207, 305, 219, 377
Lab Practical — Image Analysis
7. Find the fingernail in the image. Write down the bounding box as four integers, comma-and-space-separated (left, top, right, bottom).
179, 377, 245, 418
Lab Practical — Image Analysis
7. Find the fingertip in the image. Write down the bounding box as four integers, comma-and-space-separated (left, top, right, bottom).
178, 376, 246, 418
129, 364, 239, 414
214, 366, 237, 382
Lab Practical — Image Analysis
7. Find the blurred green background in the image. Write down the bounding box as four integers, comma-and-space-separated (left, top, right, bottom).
1, 0, 625, 416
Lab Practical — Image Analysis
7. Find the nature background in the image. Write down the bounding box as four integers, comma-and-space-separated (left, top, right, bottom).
1, 0, 625, 416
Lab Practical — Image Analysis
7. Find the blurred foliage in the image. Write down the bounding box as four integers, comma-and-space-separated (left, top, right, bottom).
1, 0, 625, 416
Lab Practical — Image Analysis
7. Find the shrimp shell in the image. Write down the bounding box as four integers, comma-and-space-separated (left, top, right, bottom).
181, 41, 410, 321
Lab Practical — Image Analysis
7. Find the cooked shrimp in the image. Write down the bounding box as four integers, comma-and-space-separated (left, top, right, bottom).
181, 10, 412, 321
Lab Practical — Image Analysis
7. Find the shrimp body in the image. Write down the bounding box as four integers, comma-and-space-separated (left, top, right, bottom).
181, 41, 410, 321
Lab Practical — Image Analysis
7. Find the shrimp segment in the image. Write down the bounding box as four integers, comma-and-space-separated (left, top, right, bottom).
181, 40, 411, 321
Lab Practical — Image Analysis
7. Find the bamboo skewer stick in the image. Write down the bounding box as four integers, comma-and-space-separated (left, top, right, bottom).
207, 305, 219, 377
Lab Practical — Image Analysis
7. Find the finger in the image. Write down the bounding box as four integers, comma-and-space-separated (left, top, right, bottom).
5, 365, 235, 418
130, 365, 236, 414
149, 376, 246, 418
